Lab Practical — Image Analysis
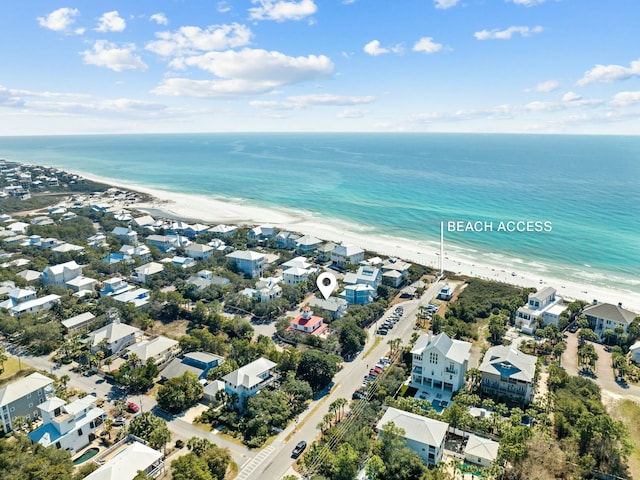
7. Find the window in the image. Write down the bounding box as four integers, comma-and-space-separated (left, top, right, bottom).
27, 393, 32, 399
77, 429, 83, 436
28, 403, 33, 408
9, 407, 15, 412
429, 352, 438, 364
55, 442, 61, 449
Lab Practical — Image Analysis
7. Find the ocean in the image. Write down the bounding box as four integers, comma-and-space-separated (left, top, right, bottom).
0, 133, 638, 294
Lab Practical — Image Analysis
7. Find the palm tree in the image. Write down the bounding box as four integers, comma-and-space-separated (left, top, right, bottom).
387, 338, 402, 356
60, 374, 70, 393
104, 357, 113, 372
330, 398, 348, 422
95, 350, 105, 369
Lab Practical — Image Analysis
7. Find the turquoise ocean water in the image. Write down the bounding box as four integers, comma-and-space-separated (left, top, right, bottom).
0, 133, 638, 294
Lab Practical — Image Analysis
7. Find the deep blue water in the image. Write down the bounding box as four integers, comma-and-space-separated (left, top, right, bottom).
0, 133, 638, 293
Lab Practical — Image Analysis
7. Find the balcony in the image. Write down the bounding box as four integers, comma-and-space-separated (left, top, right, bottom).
445, 367, 457, 374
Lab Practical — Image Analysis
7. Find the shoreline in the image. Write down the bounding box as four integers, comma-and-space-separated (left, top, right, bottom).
67, 169, 640, 313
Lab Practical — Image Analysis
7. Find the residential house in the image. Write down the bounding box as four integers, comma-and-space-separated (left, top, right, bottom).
185, 243, 214, 260
344, 265, 382, 290
87, 232, 108, 247
0, 287, 37, 309
316, 242, 337, 263
145, 234, 177, 253
103, 253, 132, 265
410, 332, 471, 393
276, 231, 300, 249
133, 215, 156, 229
209, 224, 238, 238
65, 276, 97, 294
254, 277, 282, 302
113, 288, 150, 307
479, 345, 537, 405
124, 336, 179, 366
28, 395, 107, 454
6, 293, 61, 317
307, 296, 348, 320
133, 262, 164, 283
161, 351, 224, 382
168, 256, 196, 269
41, 260, 82, 285
630, 341, 640, 364
111, 227, 138, 244
437, 284, 454, 301
222, 357, 277, 407
377, 407, 448, 465
86, 320, 142, 355
381, 258, 412, 287
248, 225, 277, 244
0, 372, 54, 432
184, 223, 209, 238
207, 238, 228, 251
583, 301, 638, 341
295, 235, 322, 254
515, 287, 566, 334
331, 244, 365, 266
17, 269, 41, 283
61, 312, 96, 332
289, 306, 327, 335
203, 381, 226, 404
100, 277, 132, 297
226, 250, 266, 278
283, 267, 312, 286
52, 243, 84, 254
120, 244, 152, 262
84, 440, 164, 480
344, 284, 376, 305
464, 434, 500, 468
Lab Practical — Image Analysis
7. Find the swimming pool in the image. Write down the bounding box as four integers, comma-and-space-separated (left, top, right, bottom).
73, 447, 99, 465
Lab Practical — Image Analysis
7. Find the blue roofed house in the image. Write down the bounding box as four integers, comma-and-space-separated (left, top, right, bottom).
0, 372, 55, 432
28, 395, 107, 454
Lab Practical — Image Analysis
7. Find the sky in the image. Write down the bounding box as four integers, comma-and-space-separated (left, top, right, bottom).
1, 0, 639, 135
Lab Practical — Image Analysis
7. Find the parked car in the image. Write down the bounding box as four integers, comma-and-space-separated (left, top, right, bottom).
127, 402, 140, 413
112, 417, 126, 426
377, 329, 388, 335
352, 390, 366, 400
292, 441, 307, 458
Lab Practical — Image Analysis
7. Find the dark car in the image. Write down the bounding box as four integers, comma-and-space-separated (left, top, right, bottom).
352, 390, 366, 400
568, 324, 578, 333
292, 441, 307, 458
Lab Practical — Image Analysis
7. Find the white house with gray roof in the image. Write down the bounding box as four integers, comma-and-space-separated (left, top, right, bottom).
377, 407, 449, 465
226, 250, 265, 278
41, 260, 82, 285
515, 287, 565, 334
0, 372, 55, 432
464, 434, 500, 467
86, 320, 142, 355
331, 244, 364, 266
84, 440, 163, 480
411, 332, 471, 393
583, 301, 638, 341
222, 357, 277, 408
479, 345, 537, 405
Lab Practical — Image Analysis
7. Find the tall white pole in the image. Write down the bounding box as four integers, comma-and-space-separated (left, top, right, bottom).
440, 221, 444, 278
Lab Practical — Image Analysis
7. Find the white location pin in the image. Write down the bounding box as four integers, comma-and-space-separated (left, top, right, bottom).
316, 272, 337, 300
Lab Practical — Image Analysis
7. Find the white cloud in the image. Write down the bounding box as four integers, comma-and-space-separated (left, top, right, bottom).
37, 7, 80, 33
576, 58, 640, 86
474, 25, 543, 40
413, 37, 444, 54
251, 93, 375, 110
81, 40, 148, 72
434, 0, 460, 9
526, 80, 559, 93
154, 48, 333, 98
338, 108, 366, 118
96, 11, 126, 32
150, 13, 168, 25
218, 2, 232, 13
611, 91, 640, 107
146, 24, 252, 57
562, 91, 582, 102
507, 0, 546, 6
249, 0, 317, 22
363, 40, 403, 56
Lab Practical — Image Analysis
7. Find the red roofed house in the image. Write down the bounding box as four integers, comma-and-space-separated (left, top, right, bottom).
289, 307, 327, 335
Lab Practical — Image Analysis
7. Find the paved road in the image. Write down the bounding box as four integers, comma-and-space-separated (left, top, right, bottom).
561, 332, 640, 398
244, 280, 444, 480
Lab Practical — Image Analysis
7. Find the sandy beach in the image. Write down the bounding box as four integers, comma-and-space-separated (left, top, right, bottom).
72, 170, 640, 313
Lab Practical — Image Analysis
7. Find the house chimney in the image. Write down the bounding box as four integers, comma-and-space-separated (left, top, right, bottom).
427, 331, 433, 343
618, 302, 623, 308
592, 299, 598, 305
